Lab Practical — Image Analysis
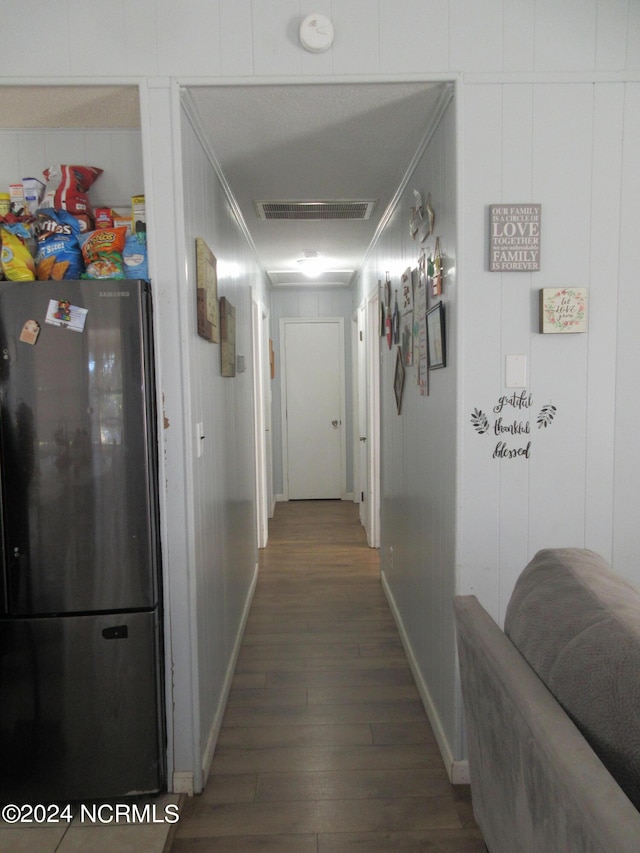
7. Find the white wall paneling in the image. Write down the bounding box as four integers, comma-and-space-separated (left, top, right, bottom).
1, 0, 638, 789
356, 94, 459, 773
181, 101, 265, 789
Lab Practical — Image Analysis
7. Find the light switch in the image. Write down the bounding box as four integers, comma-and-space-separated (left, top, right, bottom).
506, 355, 527, 388
196, 422, 205, 458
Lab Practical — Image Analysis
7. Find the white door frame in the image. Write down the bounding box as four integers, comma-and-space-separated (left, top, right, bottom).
355, 291, 381, 548
279, 317, 347, 501
355, 303, 367, 527
251, 292, 270, 547
365, 287, 381, 548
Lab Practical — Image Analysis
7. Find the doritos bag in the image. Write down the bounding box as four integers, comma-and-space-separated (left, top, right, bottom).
36, 209, 84, 280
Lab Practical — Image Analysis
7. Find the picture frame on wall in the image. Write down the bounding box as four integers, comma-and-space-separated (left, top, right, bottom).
393, 346, 405, 414
220, 296, 236, 377
195, 237, 219, 343
539, 287, 588, 333
426, 301, 446, 369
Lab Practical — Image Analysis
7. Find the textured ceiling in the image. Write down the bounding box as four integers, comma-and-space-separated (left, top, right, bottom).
186, 82, 448, 287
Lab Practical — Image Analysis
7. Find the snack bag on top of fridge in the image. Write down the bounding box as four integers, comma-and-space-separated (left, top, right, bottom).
79, 226, 127, 279
41, 165, 103, 221
35, 209, 84, 280
1, 223, 36, 281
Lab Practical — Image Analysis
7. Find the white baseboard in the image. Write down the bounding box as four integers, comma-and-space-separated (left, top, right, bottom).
199, 561, 259, 787
276, 493, 354, 502
381, 569, 468, 785
451, 759, 470, 784
172, 771, 194, 796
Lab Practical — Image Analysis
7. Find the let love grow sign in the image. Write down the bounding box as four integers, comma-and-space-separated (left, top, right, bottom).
490, 204, 541, 271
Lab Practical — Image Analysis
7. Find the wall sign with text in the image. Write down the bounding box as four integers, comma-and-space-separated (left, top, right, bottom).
470, 392, 557, 460
539, 288, 588, 333
489, 204, 541, 271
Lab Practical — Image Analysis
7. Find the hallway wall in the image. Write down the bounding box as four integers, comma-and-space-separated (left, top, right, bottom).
179, 105, 268, 788
2, 0, 638, 790
356, 92, 459, 776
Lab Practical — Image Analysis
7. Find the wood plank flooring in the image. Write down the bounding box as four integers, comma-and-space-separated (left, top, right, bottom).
171, 500, 485, 852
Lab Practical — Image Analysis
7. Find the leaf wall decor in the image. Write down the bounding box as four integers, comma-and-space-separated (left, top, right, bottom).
537, 404, 557, 428
471, 408, 490, 434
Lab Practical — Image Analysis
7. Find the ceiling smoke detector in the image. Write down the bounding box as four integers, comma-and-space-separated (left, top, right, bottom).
254, 199, 377, 221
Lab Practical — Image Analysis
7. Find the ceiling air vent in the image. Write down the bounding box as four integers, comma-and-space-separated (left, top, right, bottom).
255, 199, 377, 221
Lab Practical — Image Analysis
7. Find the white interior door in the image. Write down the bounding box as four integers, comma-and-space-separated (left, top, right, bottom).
281, 318, 346, 500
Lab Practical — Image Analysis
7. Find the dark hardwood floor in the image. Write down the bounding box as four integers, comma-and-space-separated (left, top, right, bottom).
171, 499, 484, 852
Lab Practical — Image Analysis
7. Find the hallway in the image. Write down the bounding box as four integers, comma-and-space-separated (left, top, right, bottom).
171, 500, 484, 851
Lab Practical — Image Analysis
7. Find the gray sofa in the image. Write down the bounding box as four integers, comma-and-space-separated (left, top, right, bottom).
454, 548, 640, 853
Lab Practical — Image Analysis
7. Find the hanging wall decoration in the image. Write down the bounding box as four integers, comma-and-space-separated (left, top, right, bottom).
219, 296, 236, 377
426, 301, 446, 369
430, 237, 443, 297
400, 266, 414, 366
415, 252, 429, 395
394, 347, 406, 414
410, 267, 420, 368
195, 237, 219, 343
409, 190, 422, 240
379, 280, 386, 337
470, 392, 558, 460
409, 190, 435, 242
489, 204, 541, 271
384, 272, 393, 349
392, 290, 400, 345
400, 266, 414, 313
539, 288, 588, 333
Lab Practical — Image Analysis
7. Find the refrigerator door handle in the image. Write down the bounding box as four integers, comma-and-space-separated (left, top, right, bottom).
102, 625, 129, 640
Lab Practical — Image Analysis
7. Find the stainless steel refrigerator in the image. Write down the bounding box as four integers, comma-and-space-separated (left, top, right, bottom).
0, 279, 165, 803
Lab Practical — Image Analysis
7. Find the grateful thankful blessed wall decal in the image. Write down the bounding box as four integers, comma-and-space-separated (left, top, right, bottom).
471, 392, 557, 460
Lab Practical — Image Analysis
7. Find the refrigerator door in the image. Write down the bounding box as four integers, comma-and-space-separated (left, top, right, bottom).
0, 609, 165, 803
0, 281, 160, 616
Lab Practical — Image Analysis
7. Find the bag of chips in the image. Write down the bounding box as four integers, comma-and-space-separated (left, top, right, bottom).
80, 227, 127, 279
123, 233, 149, 280
1, 223, 36, 281
35, 209, 84, 280
41, 165, 103, 219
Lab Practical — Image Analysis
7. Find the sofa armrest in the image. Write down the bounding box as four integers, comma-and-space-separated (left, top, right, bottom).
454, 595, 640, 853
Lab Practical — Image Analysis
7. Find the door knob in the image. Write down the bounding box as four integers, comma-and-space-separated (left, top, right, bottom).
359, 436, 367, 442
332, 419, 339, 428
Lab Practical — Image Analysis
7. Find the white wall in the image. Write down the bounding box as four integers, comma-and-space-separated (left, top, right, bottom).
458, 78, 640, 619
180, 103, 267, 786
0, 129, 142, 213
2, 0, 638, 788
355, 92, 459, 774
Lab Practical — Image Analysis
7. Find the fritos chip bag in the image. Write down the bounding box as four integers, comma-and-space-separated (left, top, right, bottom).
36, 209, 84, 280
1, 223, 36, 281
42, 165, 103, 219
80, 227, 127, 279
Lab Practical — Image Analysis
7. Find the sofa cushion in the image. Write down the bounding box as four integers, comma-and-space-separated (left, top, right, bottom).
504, 548, 640, 811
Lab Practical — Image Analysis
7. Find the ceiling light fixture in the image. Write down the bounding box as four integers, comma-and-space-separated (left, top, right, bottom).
297, 251, 323, 278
